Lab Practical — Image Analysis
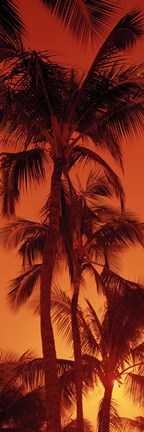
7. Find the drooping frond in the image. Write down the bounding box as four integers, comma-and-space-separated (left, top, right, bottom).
131, 342, 144, 363
0, 217, 47, 250
83, 169, 113, 202
74, 64, 144, 165
7, 264, 41, 311
18, 233, 46, 267
85, 299, 102, 338
51, 288, 73, 347
78, 307, 99, 355
95, 9, 144, 64
121, 416, 144, 432
70, 146, 125, 209
124, 372, 144, 404
41, 0, 115, 46
0, 0, 25, 43
92, 212, 144, 254
14, 356, 45, 390
101, 267, 144, 297
0, 386, 45, 430
1, 149, 48, 216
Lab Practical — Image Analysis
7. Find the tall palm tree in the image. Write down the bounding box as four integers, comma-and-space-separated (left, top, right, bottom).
1, 177, 144, 432
0, 350, 45, 431
1, 9, 144, 431
0, 172, 115, 432
52, 280, 144, 432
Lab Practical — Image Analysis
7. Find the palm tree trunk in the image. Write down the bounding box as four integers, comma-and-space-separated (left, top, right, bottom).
40, 160, 63, 432
71, 279, 84, 432
98, 383, 113, 432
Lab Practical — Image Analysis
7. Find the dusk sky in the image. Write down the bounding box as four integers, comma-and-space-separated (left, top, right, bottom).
0, 1, 144, 421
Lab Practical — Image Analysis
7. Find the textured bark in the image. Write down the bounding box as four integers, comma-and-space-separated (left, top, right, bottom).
71, 280, 84, 432
40, 160, 62, 432
98, 382, 113, 432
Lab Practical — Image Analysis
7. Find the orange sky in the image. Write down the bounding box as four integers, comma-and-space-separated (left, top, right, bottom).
0, 0, 144, 421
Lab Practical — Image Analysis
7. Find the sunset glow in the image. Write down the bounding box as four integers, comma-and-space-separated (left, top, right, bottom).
0, 1, 144, 431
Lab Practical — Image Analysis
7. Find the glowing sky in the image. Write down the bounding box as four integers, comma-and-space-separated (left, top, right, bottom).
0, 0, 144, 420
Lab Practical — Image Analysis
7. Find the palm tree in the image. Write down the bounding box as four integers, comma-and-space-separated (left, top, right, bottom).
1, 9, 144, 431
0, 350, 46, 431
52, 279, 144, 432
1, 174, 144, 432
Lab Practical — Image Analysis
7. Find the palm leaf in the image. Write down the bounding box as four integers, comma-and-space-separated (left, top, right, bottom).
1, 149, 48, 216
0, 218, 47, 249
83, 169, 113, 201
95, 9, 144, 64
97, 397, 121, 432
124, 373, 144, 404
121, 416, 144, 432
131, 342, 144, 363
0, 0, 25, 43
7, 264, 41, 311
1, 387, 45, 430
41, 0, 115, 46
70, 146, 125, 209
92, 214, 144, 252
62, 418, 93, 431
74, 64, 144, 164
51, 288, 73, 347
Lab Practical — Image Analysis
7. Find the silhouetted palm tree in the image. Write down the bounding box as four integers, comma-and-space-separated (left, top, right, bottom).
0, 172, 114, 432
1, 175, 144, 432
1, 9, 144, 431
52, 281, 144, 432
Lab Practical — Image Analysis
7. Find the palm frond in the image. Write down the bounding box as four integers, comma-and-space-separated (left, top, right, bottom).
74, 64, 144, 164
99, 278, 144, 371
51, 288, 73, 347
85, 300, 102, 337
92, 214, 144, 253
78, 307, 99, 355
82, 263, 106, 295
97, 397, 121, 432
131, 342, 144, 363
121, 416, 144, 432
62, 418, 93, 431
41, 0, 115, 46
14, 357, 45, 390
0, 0, 25, 43
1, 386, 45, 430
1, 149, 48, 216
124, 372, 144, 404
83, 169, 113, 201
18, 233, 45, 267
7, 264, 41, 311
0, 217, 47, 249
70, 146, 125, 209
95, 9, 144, 64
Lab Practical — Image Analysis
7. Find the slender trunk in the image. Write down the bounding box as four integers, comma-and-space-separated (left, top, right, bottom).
71, 280, 84, 432
40, 160, 62, 432
98, 383, 113, 432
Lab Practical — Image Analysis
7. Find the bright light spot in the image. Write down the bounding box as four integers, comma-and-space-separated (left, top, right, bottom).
114, 380, 118, 388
